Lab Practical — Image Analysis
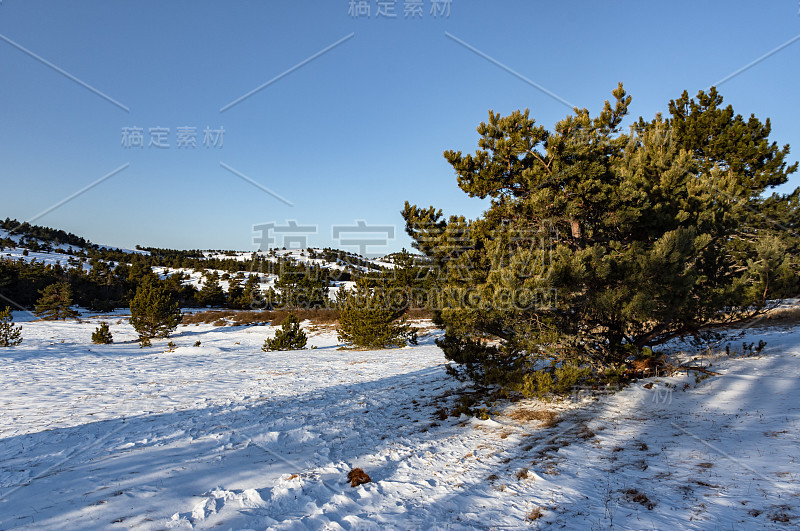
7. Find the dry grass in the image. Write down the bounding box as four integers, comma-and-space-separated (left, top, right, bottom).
526, 507, 544, 521
405, 308, 435, 320
181, 309, 339, 327
624, 488, 656, 510
181, 310, 238, 325
181, 308, 433, 328
768, 510, 792, 523
742, 306, 800, 329
507, 408, 560, 427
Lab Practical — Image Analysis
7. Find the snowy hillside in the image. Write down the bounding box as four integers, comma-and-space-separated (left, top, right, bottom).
1, 225, 398, 302
1, 314, 798, 529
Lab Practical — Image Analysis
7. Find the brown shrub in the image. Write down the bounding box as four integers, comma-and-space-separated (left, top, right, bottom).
631, 357, 660, 374
405, 308, 435, 320
181, 310, 235, 325
181, 309, 339, 327
347, 468, 371, 487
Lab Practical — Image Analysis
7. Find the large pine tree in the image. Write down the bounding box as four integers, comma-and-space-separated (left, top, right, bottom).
35, 282, 79, 320
403, 84, 798, 387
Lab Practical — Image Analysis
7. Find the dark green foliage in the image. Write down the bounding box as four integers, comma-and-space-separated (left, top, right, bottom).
226, 272, 245, 309
226, 272, 260, 309
0, 221, 368, 314
197, 271, 226, 307
0, 306, 22, 347
1, 218, 93, 249
35, 282, 78, 320
515, 364, 594, 399
403, 84, 799, 389
336, 281, 417, 349
262, 312, 308, 351
358, 248, 438, 310
274, 261, 329, 308
0, 256, 126, 310
129, 279, 182, 345
91, 321, 113, 344
162, 272, 200, 308
241, 274, 261, 309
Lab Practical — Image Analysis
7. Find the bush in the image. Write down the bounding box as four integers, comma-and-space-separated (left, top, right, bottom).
0, 307, 22, 347
336, 282, 417, 349
262, 312, 308, 351
91, 321, 113, 344
514, 364, 593, 399
130, 279, 182, 346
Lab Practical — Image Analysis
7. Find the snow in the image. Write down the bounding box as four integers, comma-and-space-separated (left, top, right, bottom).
1, 316, 799, 529
0, 229, 150, 265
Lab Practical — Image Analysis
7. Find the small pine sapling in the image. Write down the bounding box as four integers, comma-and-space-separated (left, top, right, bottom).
0, 307, 23, 347
336, 282, 417, 349
130, 279, 182, 346
91, 322, 113, 344
262, 312, 308, 351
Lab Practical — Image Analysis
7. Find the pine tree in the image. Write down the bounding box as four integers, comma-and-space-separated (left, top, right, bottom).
242, 274, 262, 309
403, 84, 798, 389
262, 312, 308, 351
336, 281, 417, 349
379, 248, 435, 309
35, 282, 79, 320
227, 272, 245, 309
0, 306, 22, 347
91, 321, 113, 344
197, 271, 226, 307
275, 263, 328, 309
130, 279, 182, 345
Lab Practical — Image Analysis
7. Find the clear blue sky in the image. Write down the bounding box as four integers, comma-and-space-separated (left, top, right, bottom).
1, 1, 799, 255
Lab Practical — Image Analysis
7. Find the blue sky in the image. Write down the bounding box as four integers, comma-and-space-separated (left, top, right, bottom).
1, 0, 799, 255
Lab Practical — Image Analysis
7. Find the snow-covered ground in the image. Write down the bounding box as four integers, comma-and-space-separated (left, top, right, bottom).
1, 315, 799, 529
